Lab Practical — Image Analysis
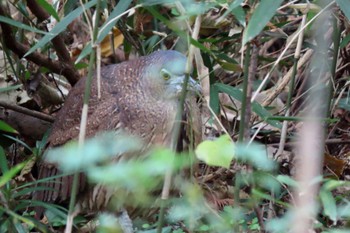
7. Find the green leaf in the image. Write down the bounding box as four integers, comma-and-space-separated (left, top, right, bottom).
235, 142, 276, 171
97, 0, 133, 43
195, 134, 235, 168
217, 61, 243, 72
322, 179, 347, 191
88, 148, 177, 185
337, 97, 350, 111
336, 0, 350, 21
24, 0, 97, 57
145, 5, 212, 54
242, 0, 284, 45
74, 62, 89, 70
139, 0, 175, 5
2, 135, 32, 152
64, 0, 78, 15
0, 146, 9, 173
209, 84, 220, 115
97, 213, 125, 233
0, 84, 22, 93
320, 189, 337, 222
46, 131, 143, 172
0, 16, 48, 35
219, 0, 243, 22
36, 0, 60, 21
0, 162, 25, 187
0, 120, 18, 134
276, 175, 298, 187
232, 6, 246, 27
75, 42, 92, 64
190, 37, 212, 54
340, 33, 350, 49
214, 83, 282, 128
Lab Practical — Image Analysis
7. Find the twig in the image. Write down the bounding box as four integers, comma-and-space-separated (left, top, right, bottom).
276, 14, 307, 158
270, 138, 350, 147
0, 3, 79, 85
26, 0, 72, 63
0, 101, 54, 123
252, 1, 335, 105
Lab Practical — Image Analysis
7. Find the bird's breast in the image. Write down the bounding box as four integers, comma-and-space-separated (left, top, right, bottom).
118, 98, 178, 148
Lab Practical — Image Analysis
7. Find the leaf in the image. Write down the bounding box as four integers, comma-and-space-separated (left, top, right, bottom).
322, 179, 346, 191
75, 42, 92, 64
97, 213, 125, 233
214, 83, 282, 128
235, 142, 276, 171
88, 148, 176, 185
2, 134, 32, 152
337, 97, 350, 111
242, 0, 284, 45
336, 0, 350, 22
324, 153, 346, 177
0, 146, 9, 173
340, 33, 350, 49
0, 162, 25, 187
217, 61, 243, 72
36, 0, 60, 21
195, 134, 235, 168
219, 0, 244, 22
0, 120, 18, 134
46, 131, 143, 172
97, 0, 133, 43
0, 84, 22, 93
0, 16, 48, 34
276, 175, 298, 187
100, 28, 124, 57
24, 0, 97, 57
320, 189, 337, 222
209, 84, 220, 115
232, 6, 246, 27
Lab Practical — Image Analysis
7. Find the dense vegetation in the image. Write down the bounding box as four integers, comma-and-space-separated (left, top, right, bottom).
1, 0, 350, 232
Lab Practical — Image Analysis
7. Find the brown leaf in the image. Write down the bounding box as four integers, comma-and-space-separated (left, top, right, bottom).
324, 153, 346, 177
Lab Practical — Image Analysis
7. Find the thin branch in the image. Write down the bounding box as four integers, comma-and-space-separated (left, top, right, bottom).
0, 3, 79, 85
26, 0, 72, 63
0, 101, 54, 122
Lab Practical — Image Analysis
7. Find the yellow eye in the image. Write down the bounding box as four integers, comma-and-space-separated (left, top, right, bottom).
161, 69, 171, 80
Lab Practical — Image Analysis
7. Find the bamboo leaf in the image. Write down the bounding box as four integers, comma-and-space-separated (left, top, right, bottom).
242, 0, 284, 45
336, 0, 350, 21
36, 0, 60, 21
24, 0, 97, 57
0, 16, 48, 34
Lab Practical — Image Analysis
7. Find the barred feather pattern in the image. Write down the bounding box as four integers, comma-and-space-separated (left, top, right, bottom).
34, 51, 201, 218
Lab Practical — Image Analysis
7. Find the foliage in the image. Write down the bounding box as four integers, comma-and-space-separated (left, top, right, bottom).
1, 0, 350, 232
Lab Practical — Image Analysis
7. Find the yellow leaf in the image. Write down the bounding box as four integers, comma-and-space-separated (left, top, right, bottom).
100, 28, 124, 57
195, 134, 235, 168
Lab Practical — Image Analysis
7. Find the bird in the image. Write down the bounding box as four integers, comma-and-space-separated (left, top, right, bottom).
34, 50, 202, 220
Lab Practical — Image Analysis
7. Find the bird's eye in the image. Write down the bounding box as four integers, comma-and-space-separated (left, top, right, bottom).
161, 69, 171, 80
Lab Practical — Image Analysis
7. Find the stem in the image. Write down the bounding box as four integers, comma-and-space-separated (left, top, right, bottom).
238, 44, 251, 142
65, 1, 101, 232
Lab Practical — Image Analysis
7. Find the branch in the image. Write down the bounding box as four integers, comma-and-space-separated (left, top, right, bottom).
0, 101, 54, 123
0, 3, 79, 85
26, 0, 72, 63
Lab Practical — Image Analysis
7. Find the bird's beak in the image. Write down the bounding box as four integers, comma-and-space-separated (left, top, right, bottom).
187, 76, 202, 94
170, 75, 202, 96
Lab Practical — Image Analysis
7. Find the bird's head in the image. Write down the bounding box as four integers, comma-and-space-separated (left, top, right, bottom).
142, 50, 201, 100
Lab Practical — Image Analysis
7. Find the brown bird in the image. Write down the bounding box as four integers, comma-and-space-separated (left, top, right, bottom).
34, 50, 201, 223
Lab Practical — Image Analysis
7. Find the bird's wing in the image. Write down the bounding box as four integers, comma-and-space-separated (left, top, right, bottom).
35, 66, 122, 211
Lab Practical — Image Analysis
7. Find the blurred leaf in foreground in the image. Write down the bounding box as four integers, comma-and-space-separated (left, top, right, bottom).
45, 131, 143, 172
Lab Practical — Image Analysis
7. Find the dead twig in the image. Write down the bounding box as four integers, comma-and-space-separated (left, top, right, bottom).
0, 101, 54, 123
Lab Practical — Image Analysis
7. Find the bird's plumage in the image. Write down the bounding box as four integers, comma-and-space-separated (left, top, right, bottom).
35, 50, 201, 214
